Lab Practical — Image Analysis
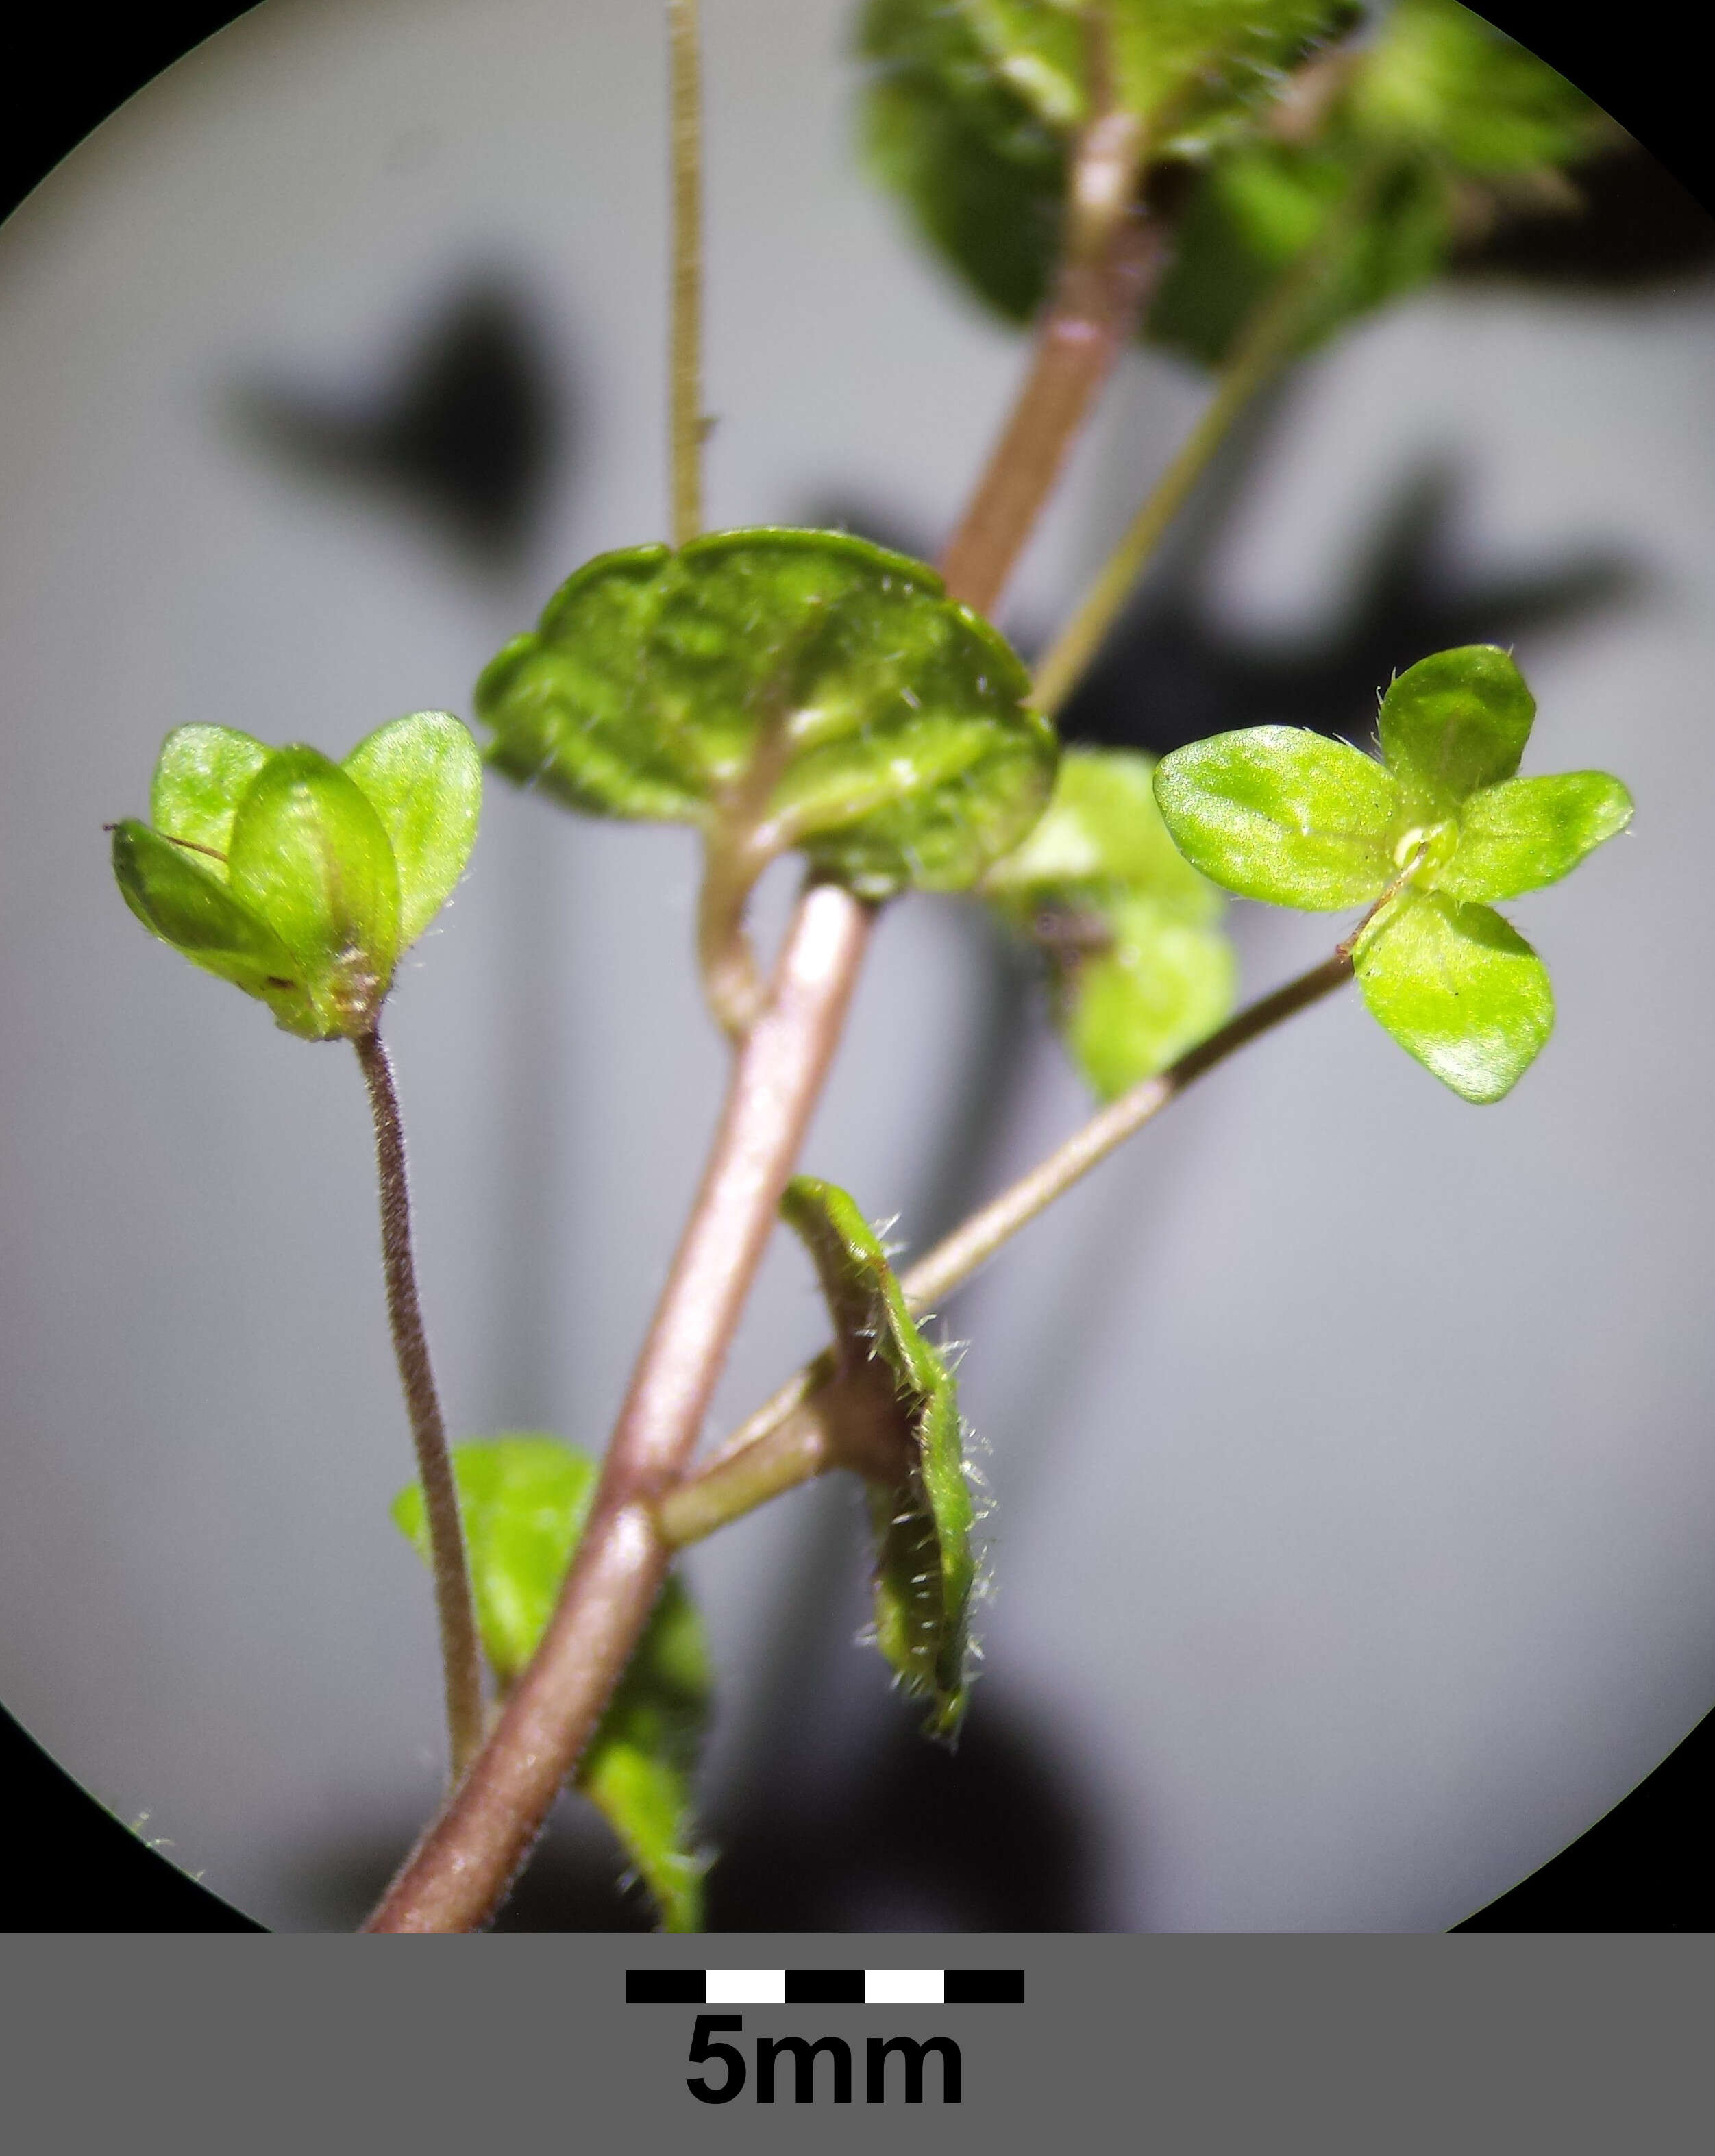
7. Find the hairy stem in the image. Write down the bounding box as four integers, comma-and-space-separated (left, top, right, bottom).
354, 1030, 485, 1783
669, 0, 703, 547
365, 7, 1170, 1933
665, 945, 1357, 1533
364, 883, 872, 1931
937, 96, 1159, 617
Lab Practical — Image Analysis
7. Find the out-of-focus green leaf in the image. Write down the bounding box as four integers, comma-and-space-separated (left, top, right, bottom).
225, 747, 401, 1039
960, 1, 1348, 151
982, 745, 1214, 915
391, 1436, 711, 1933
1146, 144, 1451, 367
983, 747, 1235, 1095
1153, 725, 1400, 907
780, 1177, 976, 1738
343, 712, 483, 950
1438, 770, 1633, 903
477, 528, 1050, 900
859, 1, 1612, 369
111, 819, 317, 1035
1063, 895, 1237, 1098
1348, 0, 1612, 177
1377, 644, 1538, 812
859, 0, 1066, 323
149, 724, 271, 863
1353, 889, 1553, 1100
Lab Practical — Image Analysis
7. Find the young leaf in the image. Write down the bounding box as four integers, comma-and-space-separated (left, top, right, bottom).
983, 747, 1235, 1095
780, 1177, 976, 1738
1063, 896, 1237, 1100
391, 1436, 712, 1933
477, 527, 1052, 899
1436, 771, 1633, 903
149, 724, 271, 865
1377, 644, 1537, 811
225, 747, 402, 1037
343, 712, 483, 950
1153, 725, 1400, 908
1353, 889, 1553, 1102
111, 819, 316, 1034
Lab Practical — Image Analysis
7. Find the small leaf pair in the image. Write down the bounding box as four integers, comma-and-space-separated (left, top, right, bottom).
1153, 646, 1631, 1100
475, 527, 1053, 903
112, 714, 481, 1041
781, 1177, 977, 1739
392, 1438, 712, 1933
980, 747, 1236, 1098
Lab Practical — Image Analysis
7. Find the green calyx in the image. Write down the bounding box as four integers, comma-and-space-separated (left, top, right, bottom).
112, 713, 482, 1041
1152, 645, 1632, 1100
981, 747, 1236, 1098
475, 525, 1053, 902
780, 1176, 977, 1739
392, 1437, 712, 1933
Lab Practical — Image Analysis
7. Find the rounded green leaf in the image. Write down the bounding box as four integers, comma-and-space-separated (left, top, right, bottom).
1063, 897, 1237, 1100
1437, 770, 1633, 903
391, 1437, 712, 1932
477, 528, 1052, 900
781, 1177, 976, 1738
149, 724, 271, 866
112, 819, 317, 1034
1377, 645, 1536, 810
343, 712, 483, 950
1353, 889, 1553, 1101
225, 746, 402, 1038
1154, 726, 1400, 908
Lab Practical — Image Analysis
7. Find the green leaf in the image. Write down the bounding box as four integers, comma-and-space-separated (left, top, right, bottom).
982, 748, 1235, 1094
1348, 0, 1612, 178
959, 1, 1349, 152
343, 711, 483, 949
780, 1177, 976, 1738
1153, 726, 1400, 908
225, 746, 402, 1038
1437, 770, 1633, 903
1353, 889, 1553, 1101
1063, 895, 1237, 1098
1146, 144, 1453, 369
111, 819, 317, 1034
858, 0, 1066, 324
391, 1437, 712, 1933
149, 725, 271, 867
1377, 645, 1537, 811
477, 528, 1052, 900
982, 745, 1216, 917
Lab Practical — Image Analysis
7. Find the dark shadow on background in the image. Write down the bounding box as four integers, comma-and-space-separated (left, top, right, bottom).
1059, 458, 1638, 759
230, 275, 564, 573
1449, 143, 1715, 289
